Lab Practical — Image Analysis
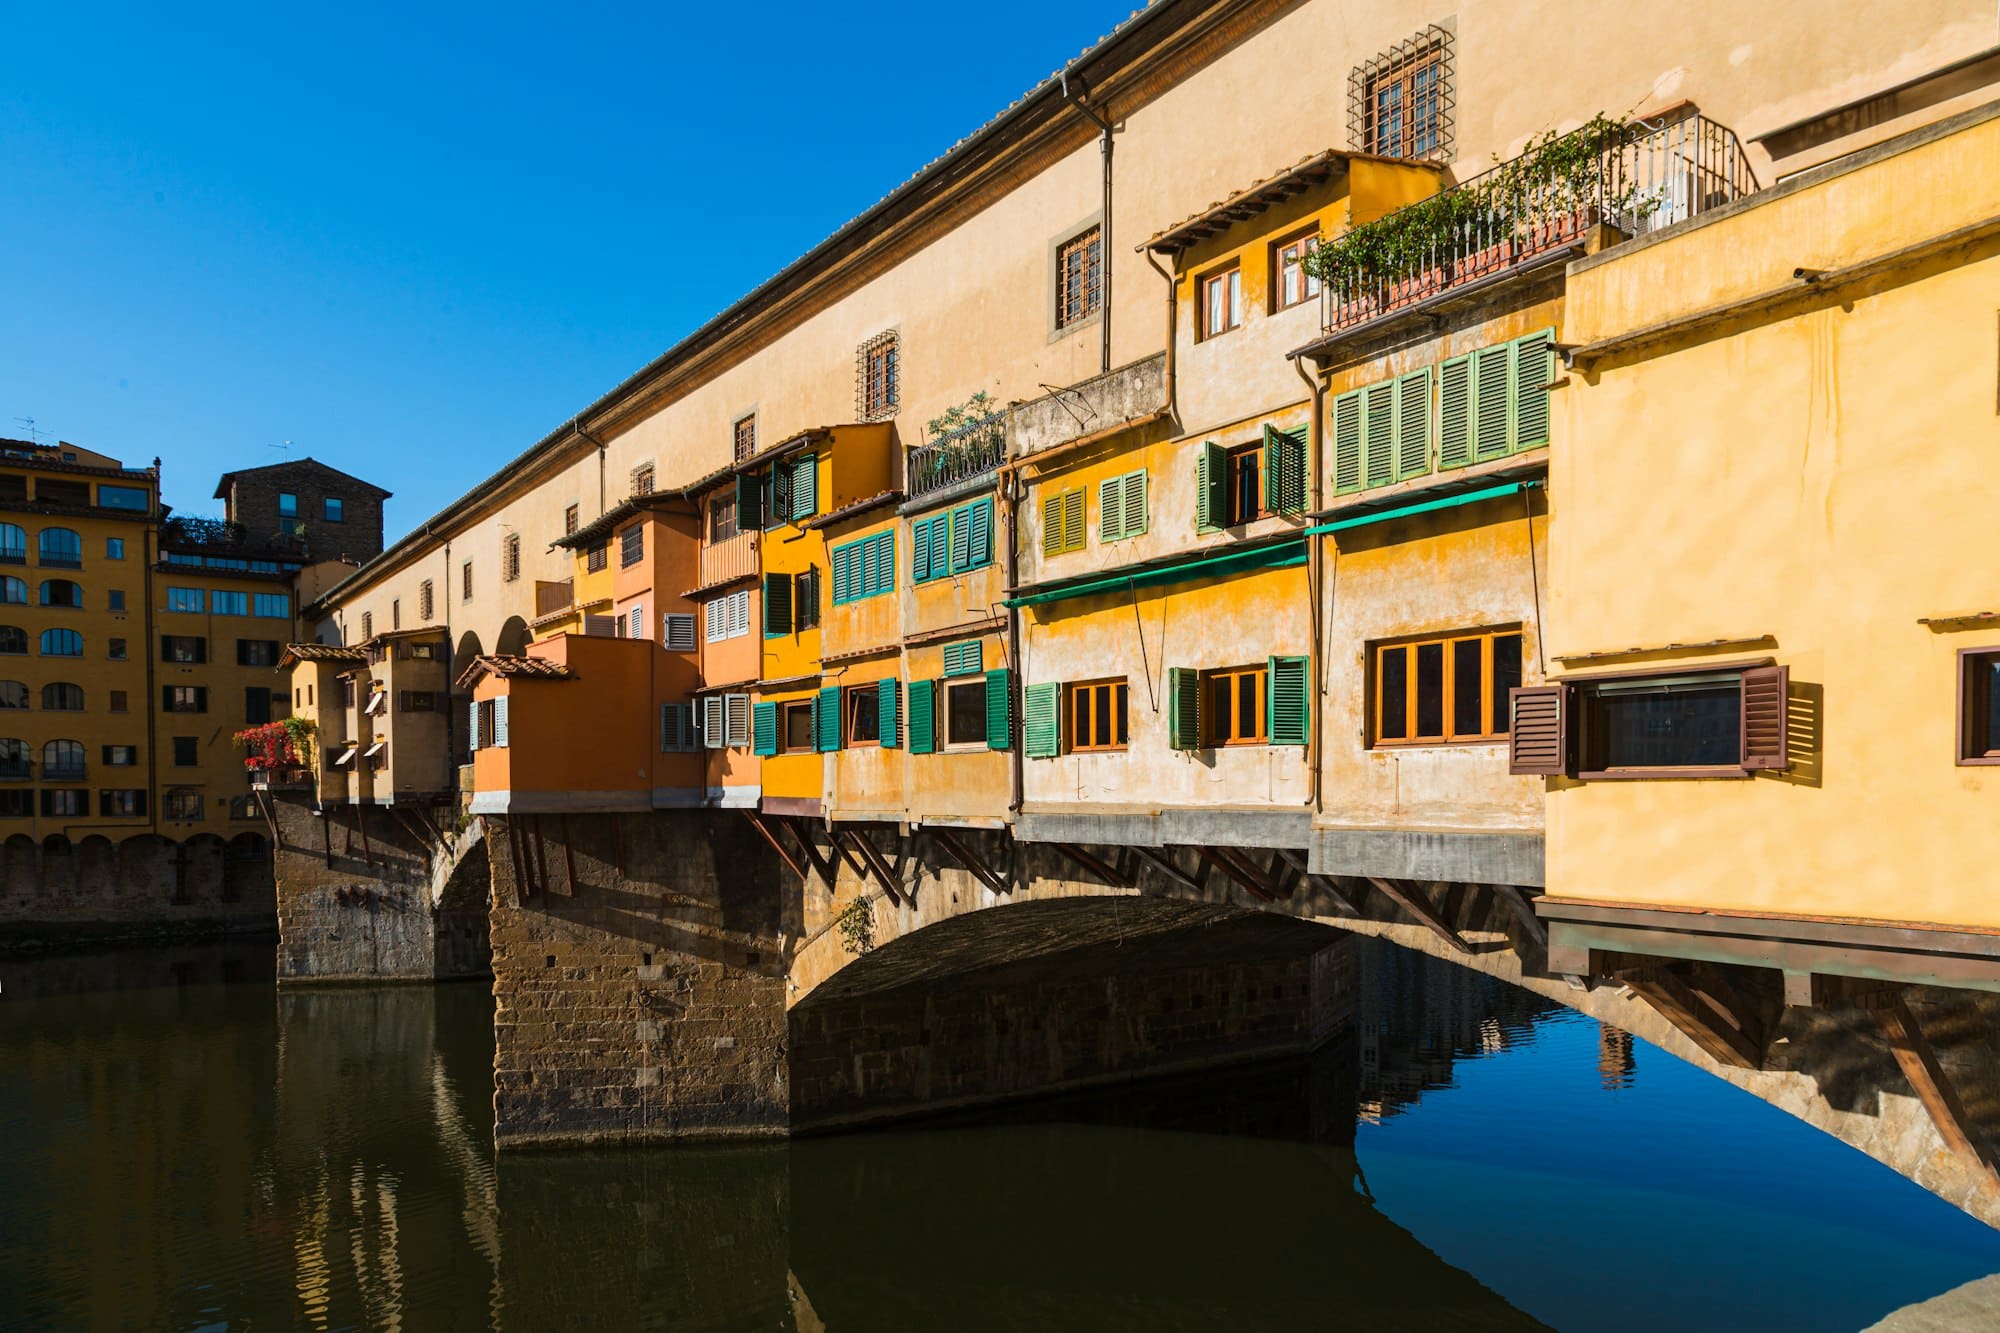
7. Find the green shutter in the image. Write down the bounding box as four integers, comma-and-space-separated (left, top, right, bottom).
763, 573, 791, 636
985, 667, 1013, 750
871, 531, 895, 594
768, 464, 791, 528
1474, 345, 1512, 461
949, 502, 973, 571
911, 518, 932, 581
1332, 390, 1365, 494
816, 685, 841, 751
942, 639, 983, 677
1040, 493, 1062, 556
1167, 667, 1201, 750
1265, 425, 1307, 515
1122, 469, 1148, 537
1394, 369, 1432, 482
879, 677, 901, 749
791, 454, 817, 520
929, 516, 950, 575
1513, 328, 1554, 450
1196, 441, 1227, 531
857, 537, 878, 600
908, 679, 936, 754
1063, 489, 1084, 552
1100, 474, 1127, 542
830, 542, 854, 604
737, 471, 762, 528
752, 701, 778, 756
1268, 655, 1310, 745
1024, 682, 1061, 757
1438, 355, 1474, 469
1363, 381, 1396, 489
966, 498, 993, 568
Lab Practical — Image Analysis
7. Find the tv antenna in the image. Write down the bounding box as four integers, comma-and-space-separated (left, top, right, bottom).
267, 439, 293, 455
13, 417, 44, 445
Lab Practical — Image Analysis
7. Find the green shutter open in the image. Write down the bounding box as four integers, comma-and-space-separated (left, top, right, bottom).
791, 454, 817, 519
1475, 345, 1512, 461
908, 680, 935, 754
966, 498, 992, 568
737, 471, 763, 528
768, 464, 791, 529
1122, 469, 1148, 537
1023, 682, 1061, 757
985, 667, 1013, 750
1265, 425, 1307, 515
1514, 329, 1554, 450
752, 701, 778, 756
830, 542, 854, 604
1363, 381, 1396, 489
929, 517, 950, 576
1196, 441, 1227, 531
1268, 655, 1310, 745
1438, 355, 1474, 469
1332, 390, 1364, 494
1100, 474, 1127, 542
879, 677, 901, 748
1394, 368, 1432, 482
1167, 667, 1201, 750
816, 685, 841, 751
949, 502, 973, 571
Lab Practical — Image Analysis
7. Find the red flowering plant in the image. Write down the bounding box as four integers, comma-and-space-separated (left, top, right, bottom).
234, 717, 315, 774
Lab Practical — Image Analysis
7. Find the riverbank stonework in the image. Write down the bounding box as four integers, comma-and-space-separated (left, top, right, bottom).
0, 831, 275, 947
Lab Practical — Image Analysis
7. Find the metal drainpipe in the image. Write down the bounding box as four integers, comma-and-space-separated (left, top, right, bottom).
574, 419, 608, 518
1142, 248, 1178, 423
143, 497, 161, 837
1294, 354, 1326, 812
1003, 467, 1026, 815
1062, 71, 1114, 376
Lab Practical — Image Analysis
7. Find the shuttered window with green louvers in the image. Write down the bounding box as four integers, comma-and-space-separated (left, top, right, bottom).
878, 677, 901, 748
1099, 470, 1149, 542
766, 463, 792, 530
1167, 667, 1202, 750
941, 639, 983, 677
1439, 328, 1555, 469
1267, 655, 1311, 745
1195, 442, 1228, 531
736, 471, 763, 528
1262, 426, 1308, 516
763, 574, 792, 636
790, 454, 818, 520
907, 680, 936, 754
1024, 682, 1061, 757
1042, 489, 1085, 555
1332, 367, 1433, 496
985, 667, 1013, 750
831, 531, 895, 604
816, 686, 842, 752
752, 701, 779, 756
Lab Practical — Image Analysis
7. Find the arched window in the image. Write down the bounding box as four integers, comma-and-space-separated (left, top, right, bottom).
39, 580, 82, 609
0, 524, 24, 563
0, 682, 26, 709
0, 578, 26, 605
40, 683, 83, 711
37, 528, 81, 567
38, 628, 82, 657
0, 627, 24, 655
0, 739, 26, 777
41, 739, 84, 778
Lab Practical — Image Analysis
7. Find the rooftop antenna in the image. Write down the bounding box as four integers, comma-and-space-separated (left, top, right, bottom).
13, 417, 44, 445
268, 438, 293, 455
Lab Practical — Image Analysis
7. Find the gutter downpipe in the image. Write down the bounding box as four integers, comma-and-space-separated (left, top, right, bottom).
1294, 354, 1326, 813
1003, 464, 1026, 817
574, 418, 608, 518
1062, 70, 1114, 376
1142, 248, 1178, 423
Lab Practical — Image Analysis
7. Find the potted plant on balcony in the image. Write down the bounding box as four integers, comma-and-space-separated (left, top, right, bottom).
918, 391, 1005, 493
235, 717, 317, 786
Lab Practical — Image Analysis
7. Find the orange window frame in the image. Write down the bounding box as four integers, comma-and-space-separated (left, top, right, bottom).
1067, 678, 1129, 752
1372, 628, 1523, 747
1202, 665, 1267, 746
779, 700, 816, 754
1198, 264, 1242, 340
1272, 228, 1322, 311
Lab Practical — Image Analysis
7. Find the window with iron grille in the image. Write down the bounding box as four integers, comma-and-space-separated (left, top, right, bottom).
620, 524, 643, 568
360, 611, 372, 640
461, 561, 474, 601
391, 598, 401, 630
1055, 225, 1103, 330
504, 533, 521, 582
858, 331, 900, 420
631, 463, 655, 497
733, 414, 757, 463
564, 503, 579, 536
1351, 26, 1453, 162
419, 580, 434, 621
586, 540, 608, 573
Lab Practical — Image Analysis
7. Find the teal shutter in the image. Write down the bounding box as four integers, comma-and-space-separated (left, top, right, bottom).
1196, 441, 1227, 531
790, 454, 817, 519
1394, 369, 1431, 482
931, 517, 950, 576
1100, 474, 1127, 542
871, 531, 895, 593
1513, 328, 1554, 450
752, 701, 778, 756
763, 573, 792, 635
949, 503, 973, 572
768, 464, 791, 528
942, 639, 983, 677
912, 518, 933, 581
1332, 390, 1364, 494
1474, 345, 1512, 461
879, 677, 901, 748
1167, 667, 1201, 750
1122, 469, 1148, 537
908, 680, 936, 754
1438, 354, 1474, 469
1268, 655, 1310, 745
1024, 682, 1061, 757
966, 498, 993, 568
1363, 381, 1396, 489
855, 537, 876, 601
737, 471, 763, 527
985, 667, 1013, 750
830, 543, 854, 604
816, 685, 841, 751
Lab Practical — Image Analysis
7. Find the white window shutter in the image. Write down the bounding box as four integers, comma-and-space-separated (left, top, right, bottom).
725, 692, 750, 747
702, 695, 725, 750
468, 700, 482, 750
664, 613, 696, 652
630, 604, 645, 639
494, 696, 510, 748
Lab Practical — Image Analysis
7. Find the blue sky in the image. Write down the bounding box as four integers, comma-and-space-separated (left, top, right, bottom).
0, 1, 1139, 536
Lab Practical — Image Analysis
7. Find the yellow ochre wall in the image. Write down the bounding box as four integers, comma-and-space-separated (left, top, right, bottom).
1545, 108, 2000, 928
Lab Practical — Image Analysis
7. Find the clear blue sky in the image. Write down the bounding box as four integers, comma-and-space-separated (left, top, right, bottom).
0, 1, 1139, 537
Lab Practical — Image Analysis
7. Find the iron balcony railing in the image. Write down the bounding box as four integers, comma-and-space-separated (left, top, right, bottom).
42, 762, 85, 781
0, 760, 28, 781
1318, 110, 1756, 333
908, 412, 1005, 500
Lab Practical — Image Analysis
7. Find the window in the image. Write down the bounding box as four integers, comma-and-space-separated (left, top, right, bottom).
620, 524, 643, 567
942, 639, 983, 677
173, 736, 198, 767
212, 590, 248, 616
859, 331, 900, 420
1353, 27, 1451, 161
945, 679, 989, 748
360, 611, 373, 640
659, 701, 698, 752
1055, 224, 1104, 329
42, 739, 84, 779
0, 628, 20, 655
914, 497, 994, 580
1225, 444, 1264, 526
0, 682, 24, 709
733, 414, 757, 463
1511, 665, 1790, 779
40, 579, 82, 608
167, 586, 202, 614
103, 745, 137, 766
631, 463, 655, 497
1332, 333, 1552, 496
663, 613, 697, 652
391, 599, 401, 630
0, 791, 27, 817
1273, 228, 1323, 311
419, 580, 434, 621
109, 690, 129, 714
100, 790, 146, 817
108, 590, 125, 611
162, 635, 206, 664
278, 492, 297, 518
164, 685, 208, 713
229, 796, 261, 821
1068, 679, 1129, 752
794, 569, 820, 632
108, 638, 127, 661
724, 693, 750, 747
706, 589, 750, 643
37, 527, 81, 567
43, 789, 87, 818
1098, 470, 1148, 543
461, 561, 473, 601
399, 691, 441, 712
244, 686, 271, 725
1203, 666, 1267, 746
586, 540, 608, 573
97, 484, 149, 511
1040, 488, 1086, 557
106, 537, 125, 560
1961, 650, 2000, 765
0, 577, 23, 605
403, 640, 439, 660
0, 525, 23, 562
163, 791, 204, 821
324, 496, 344, 522
781, 700, 816, 753
845, 685, 881, 746
760, 569, 818, 636
238, 639, 280, 668
830, 532, 895, 604
41, 683, 83, 711
504, 533, 521, 582
708, 495, 739, 543
1199, 264, 1242, 340
564, 503, 579, 536
1373, 630, 1522, 746
39, 628, 82, 657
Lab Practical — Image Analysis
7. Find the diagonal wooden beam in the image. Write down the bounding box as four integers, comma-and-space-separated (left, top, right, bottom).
930, 827, 1010, 896
1197, 846, 1274, 902
741, 810, 808, 883
1366, 876, 1472, 955
1128, 845, 1202, 894
845, 826, 905, 907
1048, 841, 1134, 889
782, 816, 840, 890
1491, 884, 1549, 950
828, 826, 872, 885
1306, 873, 1364, 919
1618, 965, 1762, 1070
1877, 994, 2000, 1182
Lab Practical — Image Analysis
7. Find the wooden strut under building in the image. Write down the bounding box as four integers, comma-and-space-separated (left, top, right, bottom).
781, 816, 839, 890
1366, 876, 1472, 955
1127, 844, 1202, 894
1872, 991, 2000, 1187
928, 827, 1010, 896
1047, 841, 1133, 889
1615, 961, 1766, 1071
842, 826, 905, 907
740, 810, 808, 883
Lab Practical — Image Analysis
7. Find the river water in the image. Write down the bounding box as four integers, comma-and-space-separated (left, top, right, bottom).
3, 938, 1997, 1332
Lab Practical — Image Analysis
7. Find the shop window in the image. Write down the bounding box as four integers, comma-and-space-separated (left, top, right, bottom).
1373, 629, 1522, 746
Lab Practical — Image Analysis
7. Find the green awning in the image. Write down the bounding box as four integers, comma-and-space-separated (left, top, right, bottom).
1301, 479, 1539, 537
1005, 538, 1306, 609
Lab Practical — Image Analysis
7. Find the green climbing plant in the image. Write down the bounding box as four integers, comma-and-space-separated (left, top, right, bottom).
834, 897, 875, 956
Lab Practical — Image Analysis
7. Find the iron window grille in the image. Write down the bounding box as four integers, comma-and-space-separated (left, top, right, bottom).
858, 331, 900, 421
733, 415, 758, 463
1056, 225, 1104, 329
1349, 25, 1454, 162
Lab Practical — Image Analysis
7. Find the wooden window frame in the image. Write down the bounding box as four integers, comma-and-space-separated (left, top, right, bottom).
779, 700, 816, 755
503, 534, 521, 583
859, 331, 900, 421
1354, 32, 1451, 161
1958, 647, 2000, 766
943, 678, 989, 750
563, 504, 579, 537
1201, 665, 1268, 747
1564, 661, 1783, 781
709, 494, 739, 544
620, 524, 644, 568
1223, 443, 1266, 526
1272, 227, 1323, 312
1371, 628, 1523, 748
844, 684, 882, 748
419, 580, 434, 621
1066, 678, 1130, 753
461, 560, 474, 601
1198, 263, 1243, 341
1054, 223, 1104, 331
586, 540, 608, 574
733, 414, 757, 464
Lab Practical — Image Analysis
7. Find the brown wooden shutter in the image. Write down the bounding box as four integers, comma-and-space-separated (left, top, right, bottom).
1740, 665, 1789, 770
1508, 685, 1569, 776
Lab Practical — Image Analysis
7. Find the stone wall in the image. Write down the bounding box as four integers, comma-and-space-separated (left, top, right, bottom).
486, 810, 794, 1147
0, 830, 276, 948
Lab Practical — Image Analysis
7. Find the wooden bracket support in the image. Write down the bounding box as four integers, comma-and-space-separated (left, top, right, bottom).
845, 826, 906, 907
930, 827, 1011, 896
741, 811, 808, 884
1876, 993, 2000, 1185
1366, 876, 1472, 955
1197, 846, 1275, 902
1617, 963, 1764, 1070
1128, 845, 1202, 894
1306, 873, 1364, 919
782, 815, 839, 890
828, 826, 872, 885
1048, 842, 1134, 889
1490, 884, 1550, 950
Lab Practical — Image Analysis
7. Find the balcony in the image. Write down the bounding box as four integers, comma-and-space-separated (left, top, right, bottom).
1312, 110, 1755, 335
907, 411, 1004, 501
698, 527, 758, 591
534, 578, 574, 618
42, 763, 86, 782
